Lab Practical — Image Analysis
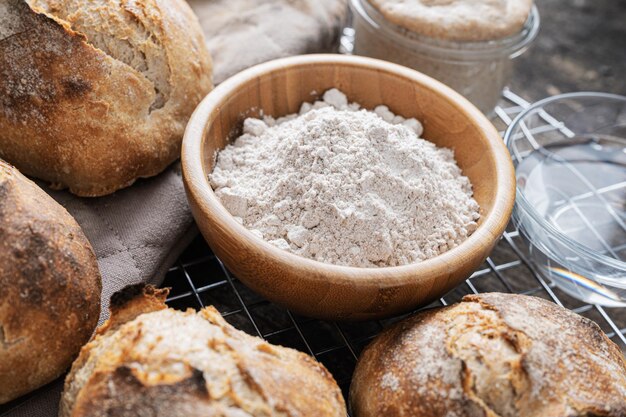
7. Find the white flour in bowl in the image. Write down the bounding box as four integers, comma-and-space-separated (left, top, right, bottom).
209, 89, 480, 268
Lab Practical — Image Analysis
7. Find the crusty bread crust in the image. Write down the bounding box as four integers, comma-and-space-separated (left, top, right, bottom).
350, 292, 626, 417
60, 285, 347, 417
0, 159, 102, 404
0, 0, 213, 196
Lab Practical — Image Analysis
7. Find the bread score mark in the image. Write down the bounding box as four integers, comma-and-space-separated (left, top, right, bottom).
24, 0, 172, 112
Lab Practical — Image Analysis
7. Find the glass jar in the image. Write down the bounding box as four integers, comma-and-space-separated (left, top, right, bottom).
351, 0, 540, 115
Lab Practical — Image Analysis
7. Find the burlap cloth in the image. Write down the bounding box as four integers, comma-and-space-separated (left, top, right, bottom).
1, 1, 347, 415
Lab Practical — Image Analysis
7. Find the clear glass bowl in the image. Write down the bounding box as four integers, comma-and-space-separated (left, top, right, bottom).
505, 92, 626, 306
350, 0, 540, 115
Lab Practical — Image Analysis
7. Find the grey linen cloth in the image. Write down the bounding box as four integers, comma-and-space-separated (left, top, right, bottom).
1, 1, 347, 415
189, 0, 349, 84
45, 163, 196, 321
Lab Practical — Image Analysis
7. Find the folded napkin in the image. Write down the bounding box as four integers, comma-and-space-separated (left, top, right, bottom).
45, 163, 196, 323
189, 0, 348, 84
0, 1, 347, 415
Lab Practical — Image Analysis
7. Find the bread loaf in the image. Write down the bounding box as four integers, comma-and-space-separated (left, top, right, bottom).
350, 293, 626, 417
0, 160, 101, 404
60, 285, 347, 417
0, 0, 213, 196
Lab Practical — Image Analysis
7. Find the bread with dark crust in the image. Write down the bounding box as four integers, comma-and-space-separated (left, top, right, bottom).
350, 292, 626, 417
0, 0, 213, 197
0, 160, 102, 404
60, 284, 347, 417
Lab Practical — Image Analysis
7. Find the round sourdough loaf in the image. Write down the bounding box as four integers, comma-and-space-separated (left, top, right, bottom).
350, 292, 626, 417
60, 285, 347, 417
0, 160, 101, 404
0, 0, 213, 196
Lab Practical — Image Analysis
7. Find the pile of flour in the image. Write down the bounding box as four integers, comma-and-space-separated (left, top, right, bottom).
209, 89, 480, 267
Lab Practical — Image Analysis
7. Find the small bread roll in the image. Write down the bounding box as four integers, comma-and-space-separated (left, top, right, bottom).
60, 285, 347, 417
0, 0, 213, 196
0, 160, 101, 404
350, 293, 626, 417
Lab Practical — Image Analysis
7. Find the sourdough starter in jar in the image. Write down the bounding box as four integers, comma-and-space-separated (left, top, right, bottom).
351, 0, 539, 115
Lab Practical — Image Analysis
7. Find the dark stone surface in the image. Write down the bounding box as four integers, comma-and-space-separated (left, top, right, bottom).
511, 0, 626, 101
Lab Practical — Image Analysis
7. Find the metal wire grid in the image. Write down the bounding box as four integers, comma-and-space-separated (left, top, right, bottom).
162, 88, 626, 405
2, 90, 623, 417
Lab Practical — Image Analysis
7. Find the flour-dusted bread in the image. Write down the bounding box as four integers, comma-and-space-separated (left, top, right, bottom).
0, 0, 213, 197
60, 285, 347, 417
350, 293, 626, 417
0, 160, 101, 404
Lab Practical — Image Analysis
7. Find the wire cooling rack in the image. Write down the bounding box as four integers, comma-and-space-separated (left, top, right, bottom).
162, 88, 626, 404
1, 90, 624, 417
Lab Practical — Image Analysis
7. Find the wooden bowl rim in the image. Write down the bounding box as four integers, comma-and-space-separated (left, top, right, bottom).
182, 54, 515, 287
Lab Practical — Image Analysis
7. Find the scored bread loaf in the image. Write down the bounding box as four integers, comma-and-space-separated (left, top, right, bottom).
0, 160, 101, 404
350, 292, 626, 417
0, 0, 213, 196
60, 285, 347, 417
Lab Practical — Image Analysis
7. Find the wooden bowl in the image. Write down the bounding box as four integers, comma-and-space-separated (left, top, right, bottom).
182, 55, 515, 320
